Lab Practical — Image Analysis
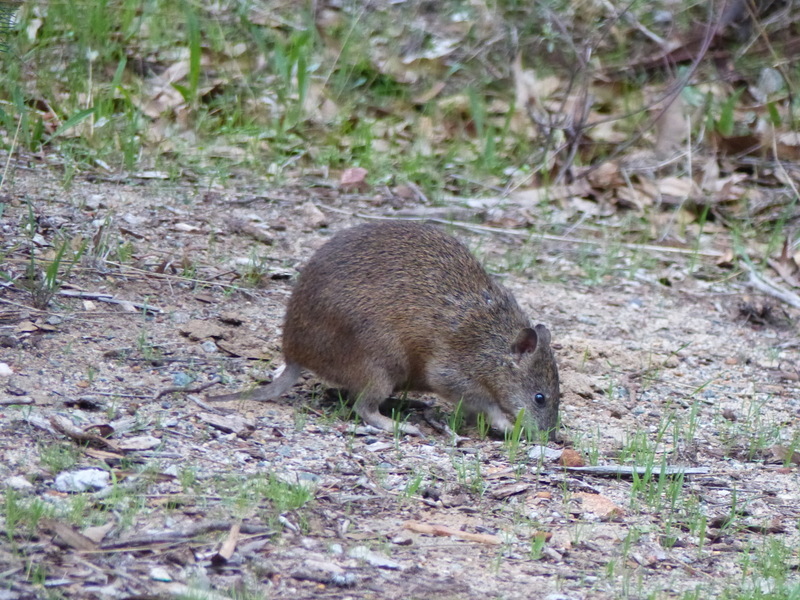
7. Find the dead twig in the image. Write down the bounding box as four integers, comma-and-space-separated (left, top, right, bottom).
98, 521, 273, 551
154, 377, 222, 400
563, 465, 710, 477
58, 289, 162, 314
744, 263, 800, 309
404, 521, 502, 545
0, 397, 33, 405
49, 415, 121, 451
316, 204, 725, 258
213, 521, 241, 563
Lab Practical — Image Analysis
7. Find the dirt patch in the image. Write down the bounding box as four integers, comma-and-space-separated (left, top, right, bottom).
1, 170, 799, 599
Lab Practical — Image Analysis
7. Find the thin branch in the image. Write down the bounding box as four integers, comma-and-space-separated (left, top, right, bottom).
743, 263, 800, 309
316, 204, 725, 258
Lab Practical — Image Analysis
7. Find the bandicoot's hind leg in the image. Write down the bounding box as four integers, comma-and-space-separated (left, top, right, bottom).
207, 362, 303, 402
351, 376, 422, 436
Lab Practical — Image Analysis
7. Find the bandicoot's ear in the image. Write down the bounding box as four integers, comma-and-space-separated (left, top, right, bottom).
533, 323, 551, 347
511, 324, 551, 355
512, 327, 538, 354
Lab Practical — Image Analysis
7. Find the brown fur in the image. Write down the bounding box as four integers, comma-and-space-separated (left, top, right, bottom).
214, 221, 560, 438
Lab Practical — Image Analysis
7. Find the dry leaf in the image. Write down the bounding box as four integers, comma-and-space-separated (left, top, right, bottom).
512, 53, 560, 113
180, 320, 227, 341
299, 201, 329, 229
657, 176, 697, 199
774, 131, 800, 161
15, 321, 40, 333
82, 522, 115, 544
197, 412, 255, 438
412, 81, 446, 105
49, 415, 121, 451
216, 339, 272, 360
403, 521, 502, 545
768, 445, 800, 465
587, 161, 622, 189
615, 186, 653, 212
40, 519, 98, 551
490, 483, 532, 499
213, 521, 241, 563
699, 157, 720, 192
84, 448, 124, 461
227, 219, 274, 244
653, 93, 686, 158
117, 436, 161, 451
340, 167, 369, 191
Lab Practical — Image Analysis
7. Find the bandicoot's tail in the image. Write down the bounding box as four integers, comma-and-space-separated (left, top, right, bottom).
207, 362, 303, 402
260, 362, 303, 399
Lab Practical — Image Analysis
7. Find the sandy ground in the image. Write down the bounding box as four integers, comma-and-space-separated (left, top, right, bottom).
1, 169, 799, 599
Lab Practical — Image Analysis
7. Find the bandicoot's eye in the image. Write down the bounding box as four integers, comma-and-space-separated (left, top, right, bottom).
534, 393, 546, 405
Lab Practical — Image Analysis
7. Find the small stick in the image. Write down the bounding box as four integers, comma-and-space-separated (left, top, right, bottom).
316, 204, 725, 258
404, 521, 502, 545
58, 289, 162, 313
744, 265, 800, 309
154, 377, 222, 400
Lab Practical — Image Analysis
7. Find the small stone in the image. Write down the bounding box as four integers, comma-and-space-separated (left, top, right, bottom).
149, 567, 172, 582
219, 312, 244, 326
297, 471, 321, 484
172, 372, 194, 387
0, 363, 13, 377
85, 194, 105, 210
54, 469, 110, 493
561, 371, 594, 399
528, 445, 563, 462
390, 534, 414, 546
348, 546, 404, 570
340, 167, 368, 191
0, 336, 18, 348
559, 449, 585, 467
331, 573, 358, 587
329, 543, 343, 555
201, 340, 218, 353
5, 476, 33, 491
181, 320, 226, 341
300, 201, 329, 229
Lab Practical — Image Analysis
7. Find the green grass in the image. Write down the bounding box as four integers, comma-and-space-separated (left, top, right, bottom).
451, 452, 486, 496
39, 442, 81, 475
717, 395, 786, 461
3, 488, 51, 546
0, 5, 643, 192
0, 0, 794, 247
212, 472, 315, 528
